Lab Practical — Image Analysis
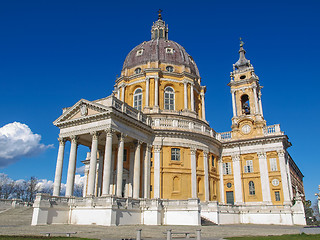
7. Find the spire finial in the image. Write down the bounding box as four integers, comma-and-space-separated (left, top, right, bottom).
158, 9, 163, 20
240, 37, 244, 47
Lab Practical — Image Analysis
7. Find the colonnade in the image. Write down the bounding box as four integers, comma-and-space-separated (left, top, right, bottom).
117, 77, 206, 120
52, 129, 151, 199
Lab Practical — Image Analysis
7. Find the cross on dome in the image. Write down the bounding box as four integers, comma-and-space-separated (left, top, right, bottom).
151, 9, 168, 40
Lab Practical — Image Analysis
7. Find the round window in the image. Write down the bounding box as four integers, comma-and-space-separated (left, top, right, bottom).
227, 182, 232, 188
272, 179, 279, 186
240, 75, 246, 79
166, 66, 174, 72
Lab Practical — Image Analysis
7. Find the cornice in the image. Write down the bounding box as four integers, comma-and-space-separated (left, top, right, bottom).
221, 134, 290, 148
154, 129, 221, 148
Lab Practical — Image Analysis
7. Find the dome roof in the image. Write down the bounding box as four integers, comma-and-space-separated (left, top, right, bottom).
122, 39, 200, 77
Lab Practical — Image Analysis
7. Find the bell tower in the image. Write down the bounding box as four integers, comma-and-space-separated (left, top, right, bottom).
228, 39, 266, 139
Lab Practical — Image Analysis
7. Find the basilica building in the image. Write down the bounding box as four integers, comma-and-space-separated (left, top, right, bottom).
32, 13, 306, 226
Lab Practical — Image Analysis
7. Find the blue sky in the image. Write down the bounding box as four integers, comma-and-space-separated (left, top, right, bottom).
0, 0, 319, 202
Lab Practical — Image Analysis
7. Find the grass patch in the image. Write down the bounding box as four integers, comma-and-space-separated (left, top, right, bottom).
227, 233, 320, 240
0, 236, 97, 240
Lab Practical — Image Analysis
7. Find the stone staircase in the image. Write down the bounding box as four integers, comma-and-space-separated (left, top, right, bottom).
201, 216, 217, 226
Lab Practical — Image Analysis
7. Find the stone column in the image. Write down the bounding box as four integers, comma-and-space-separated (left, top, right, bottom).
109, 147, 116, 195
144, 144, 152, 198
65, 136, 78, 197
128, 145, 135, 197
153, 145, 161, 198
83, 164, 89, 197
258, 152, 272, 204
285, 152, 293, 199
117, 88, 120, 99
232, 154, 243, 204
102, 128, 113, 196
87, 132, 100, 196
278, 149, 291, 204
218, 158, 225, 203
191, 148, 197, 198
200, 92, 206, 121
231, 90, 237, 117
183, 81, 188, 110
96, 151, 103, 196
53, 138, 66, 196
258, 92, 264, 117
121, 84, 126, 102
145, 77, 150, 107
190, 83, 195, 111
253, 87, 259, 114
203, 151, 209, 201
154, 77, 159, 107
116, 133, 125, 197
133, 141, 142, 198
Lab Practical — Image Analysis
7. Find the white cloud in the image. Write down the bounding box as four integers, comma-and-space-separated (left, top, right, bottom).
76, 165, 85, 175
0, 122, 53, 168
74, 174, 85, 185
36, 179, 54, 192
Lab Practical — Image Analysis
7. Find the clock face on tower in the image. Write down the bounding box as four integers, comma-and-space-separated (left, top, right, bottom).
241, 124, 252, 134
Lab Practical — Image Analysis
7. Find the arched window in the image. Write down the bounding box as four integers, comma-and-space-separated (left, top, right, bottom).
241, 94, 250, 115
134, 68, 142, 74
249, 181, 255, 195
133, 88, 143, 110
164, 87, 175, 110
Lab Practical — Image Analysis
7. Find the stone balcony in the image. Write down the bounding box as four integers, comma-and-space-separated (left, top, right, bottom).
216, 124, 284, 142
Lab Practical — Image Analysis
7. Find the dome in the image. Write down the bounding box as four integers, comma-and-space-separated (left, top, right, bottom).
122, 39, 200, 77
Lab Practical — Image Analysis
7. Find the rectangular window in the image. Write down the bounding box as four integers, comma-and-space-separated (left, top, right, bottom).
171, 148, 180, 161
123, 149, 127, 162
226, 191, 234, 205
275, 191, 281, 201
270, 158, 278, 171
211, 156, 215, 167
223, 162, 232, 175
244, 160, 253, 173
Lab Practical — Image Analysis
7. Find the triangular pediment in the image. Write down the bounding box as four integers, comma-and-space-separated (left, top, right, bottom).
53, 99, 110, 126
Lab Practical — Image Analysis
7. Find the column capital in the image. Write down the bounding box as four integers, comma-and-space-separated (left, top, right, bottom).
257, 152, 266, 159
183, 79, 189, 85
70, 135, 79, 144
203, 150, 209, 156
117, 133, 127, 142
134, 140, 143, 148
190, 147, 197, 155
146, 144, 152, 152
154, 145, 161, 153
119, 82, 126, 88
277, 149, 286, 157
58, 137, 66, 145
105, 128, 114, 137
90, 131, 101, 140
231, 154, 240, 162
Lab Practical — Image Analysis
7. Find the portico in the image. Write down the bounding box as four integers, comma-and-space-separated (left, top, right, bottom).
52, 96, 153, 199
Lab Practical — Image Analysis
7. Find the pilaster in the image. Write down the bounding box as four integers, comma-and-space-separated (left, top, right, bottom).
258, 152, 272, 204
153, 145, 161, 198
232, 154, 243, 204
